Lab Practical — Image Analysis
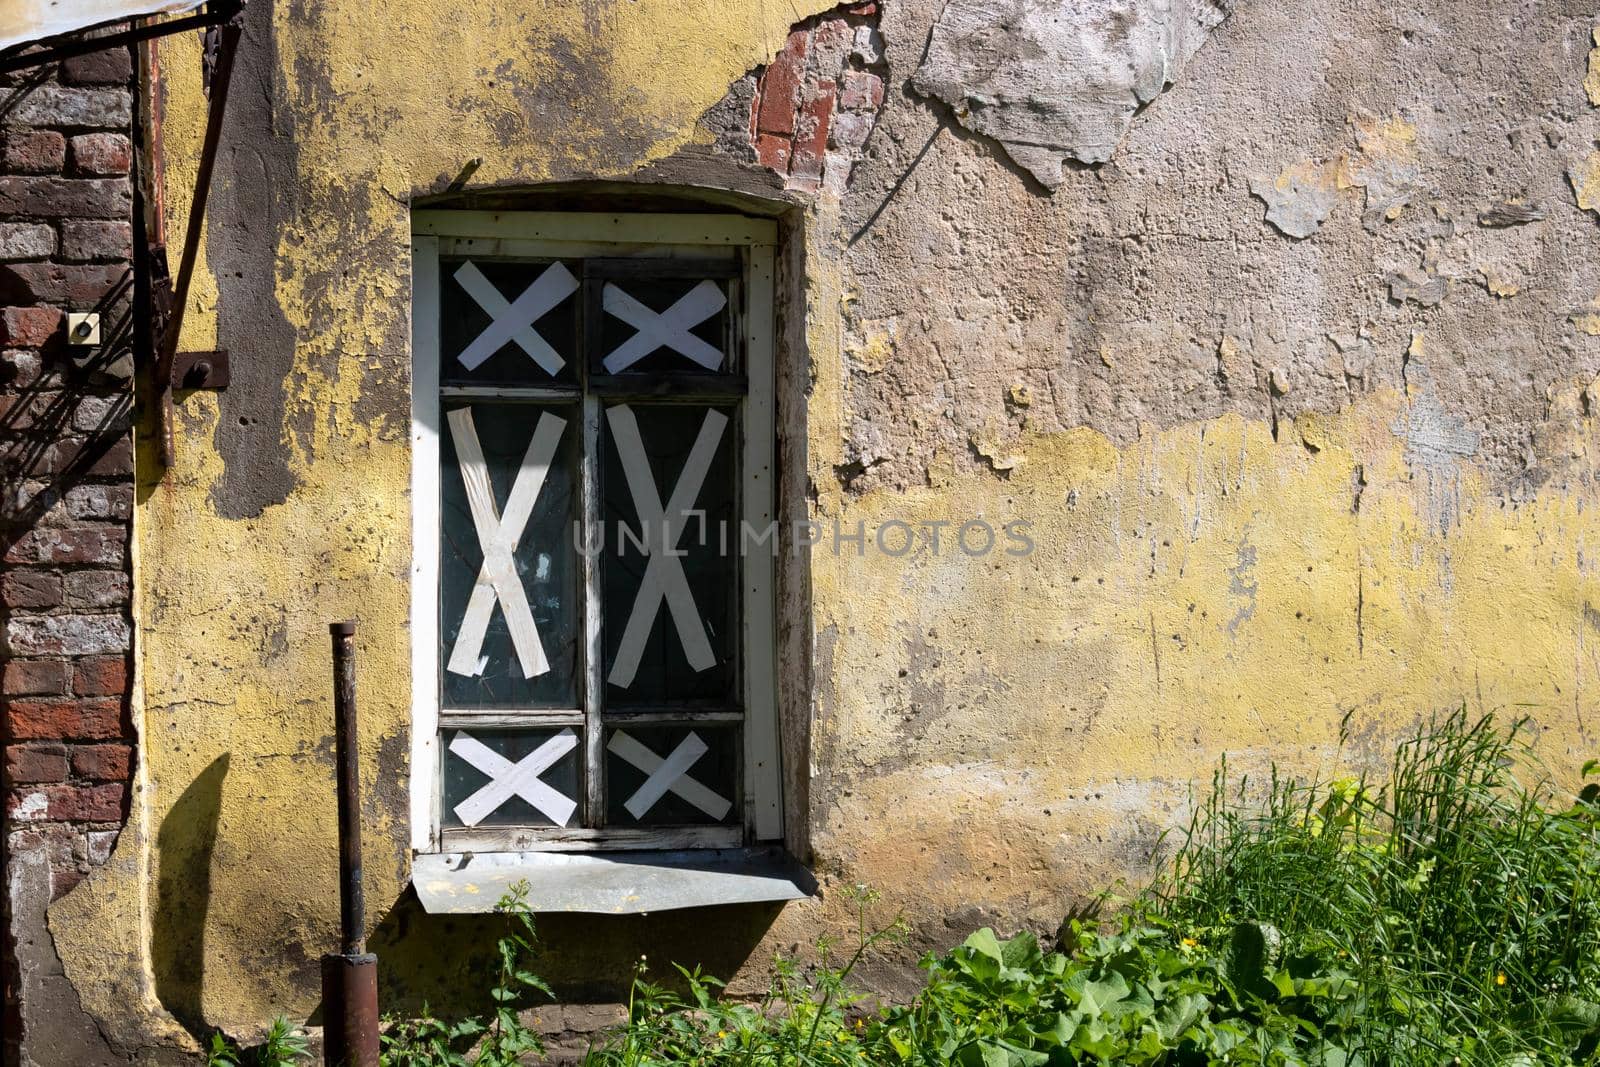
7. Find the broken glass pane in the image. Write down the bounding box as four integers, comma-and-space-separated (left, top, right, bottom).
440, 258, 579, 386
604, 724, 739, 826
442, 727, 582, 828
600, 402, 738, 706
594, 276, 731, 376
440, 401, 578, 709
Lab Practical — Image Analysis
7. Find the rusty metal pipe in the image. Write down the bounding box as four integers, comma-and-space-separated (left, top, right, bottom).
322, 620, 379, 1067
328, 620, 365, 953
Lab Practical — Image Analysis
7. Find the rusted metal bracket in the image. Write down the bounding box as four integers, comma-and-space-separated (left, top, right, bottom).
0, 1, 244, 74
171, 349, 229, 389
151, 1, 245, 469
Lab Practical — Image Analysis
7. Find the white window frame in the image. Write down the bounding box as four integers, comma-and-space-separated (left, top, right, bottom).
408, 211, 782, 858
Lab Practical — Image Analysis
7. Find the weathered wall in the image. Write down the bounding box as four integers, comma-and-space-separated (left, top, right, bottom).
0, 40, 143, 1066
34, 0, 1600, 1053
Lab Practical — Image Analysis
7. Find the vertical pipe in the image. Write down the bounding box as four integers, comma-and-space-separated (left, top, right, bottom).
329, 620, 364, 955
323, 621, 378, 1067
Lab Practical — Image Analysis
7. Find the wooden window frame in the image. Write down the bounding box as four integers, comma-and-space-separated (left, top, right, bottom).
408, 211, 781, 856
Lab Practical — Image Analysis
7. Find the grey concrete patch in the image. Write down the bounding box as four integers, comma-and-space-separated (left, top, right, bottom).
911, 0, 1232, 186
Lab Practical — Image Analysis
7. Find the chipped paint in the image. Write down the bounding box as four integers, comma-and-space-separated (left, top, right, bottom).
1587, 27, 1600, 108
36, 0, 1600, 1047
1250, 159, 1343, 238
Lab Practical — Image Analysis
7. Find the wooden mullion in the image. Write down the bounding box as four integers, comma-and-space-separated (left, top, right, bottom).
600, 709, 745, 725
440, 825, 743, 853
584, 256, 742, 280
587, 373, 748, 399
440, 709, 585, 729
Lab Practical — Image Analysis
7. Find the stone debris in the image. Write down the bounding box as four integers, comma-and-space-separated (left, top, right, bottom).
1386, 266, 1448, 306
911, 0, 1233, 188
1477, 199, 1547, 227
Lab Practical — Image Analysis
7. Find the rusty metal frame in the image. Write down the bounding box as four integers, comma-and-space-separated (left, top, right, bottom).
0, 1, 242, 75
151, 2, 244, 466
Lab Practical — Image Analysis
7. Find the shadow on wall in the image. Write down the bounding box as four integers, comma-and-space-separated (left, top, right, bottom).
360, 888, 785, 1017
152, 753, 229, 1036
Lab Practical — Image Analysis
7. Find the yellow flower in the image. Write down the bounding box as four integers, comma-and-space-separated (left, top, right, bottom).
1181, 937, 1198, 948
717, 1031, 728, 1039
1496, 973, 1507, 986
855, 1019, 864, 1030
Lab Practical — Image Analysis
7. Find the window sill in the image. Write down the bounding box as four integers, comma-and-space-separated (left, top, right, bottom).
412, 846, 815, 914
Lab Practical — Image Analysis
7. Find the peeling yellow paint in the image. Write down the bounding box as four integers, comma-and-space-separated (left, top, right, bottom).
47, 0, 1600, 1044
1587, 27, 1600, 107
807, 386, 1600, 929
1479, 269, 1519, 298
1570, 151, 1600, 215
1572, 295, 1600, 336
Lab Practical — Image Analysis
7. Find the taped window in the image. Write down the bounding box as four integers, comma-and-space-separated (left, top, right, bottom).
410, 213, 792, 907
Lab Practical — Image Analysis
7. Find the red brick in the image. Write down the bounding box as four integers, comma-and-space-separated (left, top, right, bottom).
3, 659, 69, 696
33, 783, 125, 822
844, 2, 877, 13
67, 133, 131, 177
6, 86, 130, 128
36, 435, 134, 478
756, 29, 810, 136
1, 130, 65, 175
0, 177, 131, 221
0, 262, 129, 306
1, 348, 62, 389
7, 698, 123, 740
61, 48, 133, 86
0, 569, 62, 609
839, 71, 884, 111
0, 307, 62, 347
6, 744, 69, 784
64, 570, 128, 609
5, 614, 130, 656
70, 744, 130, 781
3, 527, 125, 566
64, 484, 132, 521
72, 656, 127, 697
789, 82, 837, 180
51, 866, 84, 901
755, 132, 793, 171
59, 220, 133, 262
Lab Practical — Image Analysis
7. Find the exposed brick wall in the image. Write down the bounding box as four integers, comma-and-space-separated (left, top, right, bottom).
750, 2, 886, 194
0, 38, 138, 1067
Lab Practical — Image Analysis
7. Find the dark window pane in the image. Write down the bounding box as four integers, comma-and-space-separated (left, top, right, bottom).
593, 277, 731, 376
604, 724, 738, 826
441, 402, 578, 708
600, 403, 737, 706
441, 259, 579, 386
443, 727, 581, 828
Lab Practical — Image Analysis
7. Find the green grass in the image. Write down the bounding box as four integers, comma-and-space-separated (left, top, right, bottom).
372, 710, 1600, 1065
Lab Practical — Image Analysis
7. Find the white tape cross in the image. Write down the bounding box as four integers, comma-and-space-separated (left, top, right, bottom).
602, 279, 726, 373
450, 729, 578, 826
446, 406, 566, 680
454, 260, 577, 375
608, 729, 732, 821
605, 405, 727, 689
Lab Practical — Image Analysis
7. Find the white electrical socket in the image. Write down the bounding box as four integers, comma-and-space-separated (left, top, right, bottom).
65, 312, 101, 346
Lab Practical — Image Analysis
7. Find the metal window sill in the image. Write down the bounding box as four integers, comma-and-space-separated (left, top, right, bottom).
412, 846, 815, 914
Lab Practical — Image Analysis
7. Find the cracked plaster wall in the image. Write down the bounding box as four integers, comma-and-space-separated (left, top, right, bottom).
38, 0, 1600, 1049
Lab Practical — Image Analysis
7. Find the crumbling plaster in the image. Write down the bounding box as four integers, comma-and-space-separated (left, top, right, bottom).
37, 0, 1600, 1048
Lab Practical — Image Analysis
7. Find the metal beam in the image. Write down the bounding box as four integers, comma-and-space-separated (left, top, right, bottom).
0, 1, 241, 75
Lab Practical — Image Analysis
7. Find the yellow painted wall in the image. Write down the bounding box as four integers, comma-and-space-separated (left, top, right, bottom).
45, 0, 1600, 1047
